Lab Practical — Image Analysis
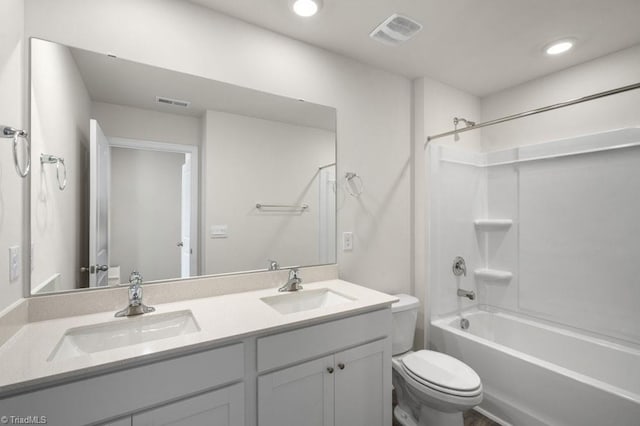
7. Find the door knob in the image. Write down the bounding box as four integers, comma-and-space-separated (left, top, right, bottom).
80, 266, 91, 273
177, 242, 184, 247
95, 265, 108, 272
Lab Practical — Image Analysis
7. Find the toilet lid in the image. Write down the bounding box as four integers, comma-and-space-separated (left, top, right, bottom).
401, 350, 481, 392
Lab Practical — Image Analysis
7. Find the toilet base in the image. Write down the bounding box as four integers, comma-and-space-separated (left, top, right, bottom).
394, 404, 463, 426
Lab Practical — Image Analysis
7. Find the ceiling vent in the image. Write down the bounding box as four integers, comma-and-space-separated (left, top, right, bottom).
156, 96, 191, 108
369, 13, 423, 46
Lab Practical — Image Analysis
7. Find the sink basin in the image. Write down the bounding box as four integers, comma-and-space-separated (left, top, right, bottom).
48, 310, 200, 361
261, 288, 355, 315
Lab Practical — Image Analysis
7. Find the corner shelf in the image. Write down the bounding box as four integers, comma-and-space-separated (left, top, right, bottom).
474, 268, 513, 281
473, 219, 513, 230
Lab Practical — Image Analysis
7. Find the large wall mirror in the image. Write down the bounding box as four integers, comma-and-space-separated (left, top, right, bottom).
30, 38, 337, 295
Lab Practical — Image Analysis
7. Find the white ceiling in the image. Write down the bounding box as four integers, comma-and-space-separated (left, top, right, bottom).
70, 46, 336, 131
189, 0, 640, 96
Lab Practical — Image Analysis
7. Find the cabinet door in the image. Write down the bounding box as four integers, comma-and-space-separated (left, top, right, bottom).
258, 355, 334, 426
133, 383, 244, 426
334, 340, 388, 426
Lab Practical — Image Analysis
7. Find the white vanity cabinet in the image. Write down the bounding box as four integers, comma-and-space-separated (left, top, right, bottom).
101, 383, 244, 426
258, 355, 335, 426
258, 339, 387, 426
1, 306, 392, 426
257, 309, 392, 426
1, 343, 245, 426
132, 383, 244, 426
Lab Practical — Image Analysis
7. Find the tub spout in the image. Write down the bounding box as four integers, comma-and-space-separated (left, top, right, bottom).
457, 289, 475, 300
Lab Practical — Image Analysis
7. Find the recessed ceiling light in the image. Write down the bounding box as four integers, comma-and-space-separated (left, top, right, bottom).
545, 40, 574, 55
291, 0, 322, 17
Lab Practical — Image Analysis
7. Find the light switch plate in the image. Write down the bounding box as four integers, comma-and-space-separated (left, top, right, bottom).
342, 232, 353, 251
9, 246, 20, 282
210, 225, 228, 238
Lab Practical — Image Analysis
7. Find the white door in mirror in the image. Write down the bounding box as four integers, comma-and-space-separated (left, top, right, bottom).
9, 246, 20, 282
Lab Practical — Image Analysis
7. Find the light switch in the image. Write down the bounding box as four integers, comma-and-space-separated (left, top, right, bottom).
9, 246, 20, 282
210, 225, 228, 239
342, 232, 353, 251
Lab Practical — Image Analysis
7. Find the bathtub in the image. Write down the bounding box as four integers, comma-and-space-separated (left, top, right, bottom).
430, 309, 640, 426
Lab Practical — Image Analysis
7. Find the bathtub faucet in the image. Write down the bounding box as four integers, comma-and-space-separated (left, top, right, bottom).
457, 289, 475, 301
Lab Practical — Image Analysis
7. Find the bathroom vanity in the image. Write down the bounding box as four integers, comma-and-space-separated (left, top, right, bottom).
0, 279, 395, 426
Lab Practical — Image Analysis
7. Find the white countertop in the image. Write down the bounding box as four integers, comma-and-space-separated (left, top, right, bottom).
0, 280, 396, 397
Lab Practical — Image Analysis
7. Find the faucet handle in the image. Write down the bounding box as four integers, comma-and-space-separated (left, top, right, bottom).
452, 257, 467, 277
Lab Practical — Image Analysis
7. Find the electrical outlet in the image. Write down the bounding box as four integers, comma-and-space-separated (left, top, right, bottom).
9, 246, 20, 282
342, 232, 353, 251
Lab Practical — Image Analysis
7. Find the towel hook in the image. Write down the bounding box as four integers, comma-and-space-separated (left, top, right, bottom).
40, 154, 67, 190
1, 125, 31, 178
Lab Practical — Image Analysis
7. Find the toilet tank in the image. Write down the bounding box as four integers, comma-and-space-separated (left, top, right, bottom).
391, 294, 420, 355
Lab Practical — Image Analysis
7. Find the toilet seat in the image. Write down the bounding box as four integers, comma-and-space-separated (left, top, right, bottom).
400, 350, 482, 398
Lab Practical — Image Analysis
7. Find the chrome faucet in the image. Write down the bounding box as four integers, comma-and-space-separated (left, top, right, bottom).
278, 268, 303, 292
115, 271, 156, 317
457, 289, 476, 301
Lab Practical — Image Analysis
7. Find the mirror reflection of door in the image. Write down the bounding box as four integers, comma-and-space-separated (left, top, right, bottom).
108, 138, 198, 284
180, 156, 192, 277
318, 164, 336, 264
89, 119, 110, 287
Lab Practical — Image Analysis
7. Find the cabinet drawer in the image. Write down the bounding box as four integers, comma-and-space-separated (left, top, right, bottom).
1, 343, 244, 426
257, 309, 391, 372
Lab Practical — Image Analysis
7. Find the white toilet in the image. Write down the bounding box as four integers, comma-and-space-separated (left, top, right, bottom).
391, 294, 483, 426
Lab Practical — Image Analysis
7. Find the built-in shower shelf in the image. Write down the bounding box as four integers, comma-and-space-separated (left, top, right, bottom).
474, 268, 513, 281
473, 219, 513, 230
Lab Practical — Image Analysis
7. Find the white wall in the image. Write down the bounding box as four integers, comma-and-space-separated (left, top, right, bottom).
91, 102, 201, 148
30, 39, 91, 292
0, 0, 25, 311
481, 43, 640, 151
203, 110, 334, 275
110, 147, 185, 282
413, 77, 480, 348
25, 0, 412, 295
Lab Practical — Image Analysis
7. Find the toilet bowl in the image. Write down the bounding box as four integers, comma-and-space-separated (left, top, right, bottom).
391, 294, 482, 426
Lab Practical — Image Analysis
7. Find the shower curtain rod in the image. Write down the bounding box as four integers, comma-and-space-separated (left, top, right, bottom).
424, 81, 640, 147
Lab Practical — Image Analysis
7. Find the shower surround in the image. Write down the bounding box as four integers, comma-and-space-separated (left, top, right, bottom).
427, 128, 640, 425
